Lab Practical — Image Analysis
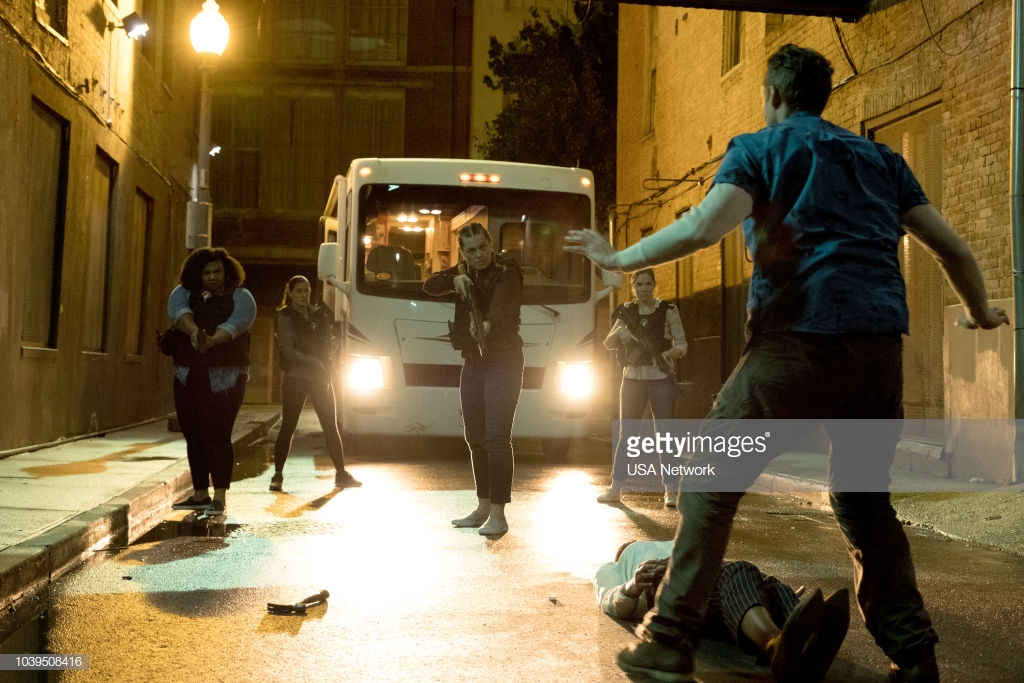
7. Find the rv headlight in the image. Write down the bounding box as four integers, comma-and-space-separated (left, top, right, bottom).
559, 361, 594, 398
348, 355, 385, 392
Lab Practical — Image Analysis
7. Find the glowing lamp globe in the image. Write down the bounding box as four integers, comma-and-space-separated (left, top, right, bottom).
190, 0, 229, 56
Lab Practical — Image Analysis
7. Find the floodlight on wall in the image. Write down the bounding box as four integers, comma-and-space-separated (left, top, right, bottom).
108, 12, 149, 40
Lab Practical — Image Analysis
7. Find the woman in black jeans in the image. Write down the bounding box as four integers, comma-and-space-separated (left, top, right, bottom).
168, 247, 256, 516
424, 223, 524, 536
599, 268, 688, 507
271, 275, 360, 492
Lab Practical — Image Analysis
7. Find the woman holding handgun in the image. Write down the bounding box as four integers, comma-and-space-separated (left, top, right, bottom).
424, 222, 524, 536
167, 247, 256, 516
599, 268, 688, 507
270, 275, 360, 493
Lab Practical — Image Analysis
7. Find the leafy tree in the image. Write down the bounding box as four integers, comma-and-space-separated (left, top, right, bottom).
480, 2, 618, 219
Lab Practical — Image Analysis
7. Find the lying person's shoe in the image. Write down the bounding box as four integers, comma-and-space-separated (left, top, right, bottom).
334, 470, 362, 489
597, 488, 621, 504
888, 651, 939, 683
768, 588, 824, 682
173, 495, 212, 509
616, 639, 696, 682
800, 588, 850, 681
269, 472, 283, 492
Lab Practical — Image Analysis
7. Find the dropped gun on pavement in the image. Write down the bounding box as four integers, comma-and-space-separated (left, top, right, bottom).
267, 589, 329, 615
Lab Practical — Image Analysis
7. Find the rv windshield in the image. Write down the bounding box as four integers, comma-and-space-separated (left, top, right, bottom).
355, 183, 592, 304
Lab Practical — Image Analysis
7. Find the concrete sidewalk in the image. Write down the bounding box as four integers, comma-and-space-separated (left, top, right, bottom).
753, 450, 1024, 556
0, 406, 280, 614
2, 408, 1022, 617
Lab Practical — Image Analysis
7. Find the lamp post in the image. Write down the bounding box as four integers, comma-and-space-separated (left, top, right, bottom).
186, 0, 229, 249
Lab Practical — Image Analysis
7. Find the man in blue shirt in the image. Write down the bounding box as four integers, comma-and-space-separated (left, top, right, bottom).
566, 44, 1008, 683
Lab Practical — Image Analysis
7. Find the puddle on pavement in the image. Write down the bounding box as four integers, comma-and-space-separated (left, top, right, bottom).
0, 435, 270, 661
134, 517, 244, 543
233, 439, 274, 483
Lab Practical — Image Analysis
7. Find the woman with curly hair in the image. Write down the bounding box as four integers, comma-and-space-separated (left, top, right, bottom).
167, 247, 256, 516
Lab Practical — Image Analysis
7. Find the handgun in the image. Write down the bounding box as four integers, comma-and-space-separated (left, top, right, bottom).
456, 263, 487, 356
267, 589, 330, 615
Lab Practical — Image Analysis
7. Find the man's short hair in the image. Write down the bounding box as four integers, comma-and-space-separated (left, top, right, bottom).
614, 540, 635, 562
765, 44, 834, 115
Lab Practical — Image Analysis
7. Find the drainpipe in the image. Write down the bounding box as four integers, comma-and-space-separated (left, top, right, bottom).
1012, 0, 1024, 482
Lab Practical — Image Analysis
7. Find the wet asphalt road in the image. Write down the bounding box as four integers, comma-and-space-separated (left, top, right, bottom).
3, 413, 1023, 682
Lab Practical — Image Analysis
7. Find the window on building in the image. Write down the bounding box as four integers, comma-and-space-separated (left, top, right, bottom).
346, 0, 407, 63
871, 103, 944, 441
642, 7, 657, 136
222, 0, 263, 60
138, 0, 156, 64
160, 0, 175, 90
341, 89, 405, 163
23, 101, 69, 349
722, 11, 742, 75
211, 90, 261, 209
124, 190, 154, 355
35, 0, 68, 39
275, 0, 338, 62
84, 150, 116, 353
265, 88, 336, 210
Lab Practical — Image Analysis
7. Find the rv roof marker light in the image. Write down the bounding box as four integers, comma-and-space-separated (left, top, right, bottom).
580, 177, 592, 188
358, 166, 373, 178
458, 172, 501, 184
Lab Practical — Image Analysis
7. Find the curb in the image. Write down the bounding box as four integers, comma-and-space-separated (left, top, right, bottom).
751, 471, 830, 508
0, 411, 279, 617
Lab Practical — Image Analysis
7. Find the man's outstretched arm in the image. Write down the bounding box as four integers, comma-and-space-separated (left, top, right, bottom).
901, 203, 1009, 330
564, 183, 753, 272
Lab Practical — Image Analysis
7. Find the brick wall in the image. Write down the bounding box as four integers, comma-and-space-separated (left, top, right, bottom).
617, 2, 1016, 478
0, 0, 199, 450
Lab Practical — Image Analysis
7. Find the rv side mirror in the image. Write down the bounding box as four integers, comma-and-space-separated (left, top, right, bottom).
318, 242, 339, 280
318, 242, 349, 293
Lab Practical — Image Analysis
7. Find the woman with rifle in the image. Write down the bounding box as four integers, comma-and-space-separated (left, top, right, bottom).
599, 268, 688, 507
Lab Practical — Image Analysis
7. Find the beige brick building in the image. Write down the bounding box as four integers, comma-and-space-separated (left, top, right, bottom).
615, 3, 1017, 483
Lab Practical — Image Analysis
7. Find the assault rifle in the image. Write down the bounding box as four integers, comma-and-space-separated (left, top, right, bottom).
615, 304, 673, 375
456, 263, 487, 356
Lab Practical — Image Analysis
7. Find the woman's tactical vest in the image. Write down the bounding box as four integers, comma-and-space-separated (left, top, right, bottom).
172, 289, 250, 368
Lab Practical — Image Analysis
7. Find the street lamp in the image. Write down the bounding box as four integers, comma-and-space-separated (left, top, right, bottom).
186, 0, 230, 249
